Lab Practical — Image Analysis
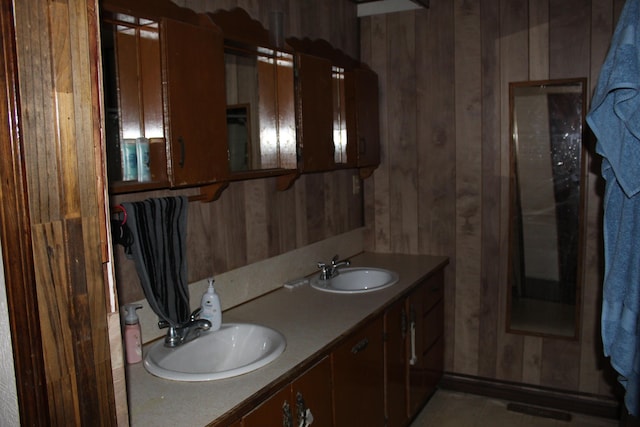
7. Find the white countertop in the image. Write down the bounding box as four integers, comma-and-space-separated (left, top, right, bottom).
126, 252, 448, 426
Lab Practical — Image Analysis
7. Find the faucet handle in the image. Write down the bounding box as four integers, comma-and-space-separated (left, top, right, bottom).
158, 308, 201, 329
189, 307, 202, 321
331, 256, 351, 268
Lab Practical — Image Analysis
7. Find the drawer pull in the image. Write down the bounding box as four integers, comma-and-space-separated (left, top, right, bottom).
283, 400, 293, 427
351, 338, 369, 354
409, 305, 417, 366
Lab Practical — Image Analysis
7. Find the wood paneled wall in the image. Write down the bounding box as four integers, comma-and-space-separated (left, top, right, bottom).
361, 0, 624, 399
9, 0, 117, 424
112, 1, 362, 304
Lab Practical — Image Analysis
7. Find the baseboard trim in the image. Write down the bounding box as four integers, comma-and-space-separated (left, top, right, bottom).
439, 372, 620, 420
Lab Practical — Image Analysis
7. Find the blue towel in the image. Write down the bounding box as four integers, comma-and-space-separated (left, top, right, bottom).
586, 0, 640, 416
122, 196, 191, 327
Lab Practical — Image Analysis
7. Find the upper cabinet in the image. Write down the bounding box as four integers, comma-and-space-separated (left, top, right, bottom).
346, 66, 381, 174
161, 18, 229, 187
288, 38, 381, 177
101, 1, 229, 194
100, 1, 381, 196
294, 53, 336, 172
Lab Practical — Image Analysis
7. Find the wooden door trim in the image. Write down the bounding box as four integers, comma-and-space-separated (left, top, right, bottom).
0, 0, 49, 425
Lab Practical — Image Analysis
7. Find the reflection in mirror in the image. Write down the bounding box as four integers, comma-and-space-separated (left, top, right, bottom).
507, 78, 587, 338
333, 65, 347, 164
227, 104, 251, 171
224, 45, 296, 174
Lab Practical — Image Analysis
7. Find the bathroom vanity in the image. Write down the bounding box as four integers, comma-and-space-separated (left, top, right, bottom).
126, 252, 448, 426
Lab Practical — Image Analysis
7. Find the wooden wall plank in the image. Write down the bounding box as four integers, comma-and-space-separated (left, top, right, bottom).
549, 0, 590, 79
305, 173, 326, 243
496, 0, 528, 384
387, 12, 418, 255
367, 14, 391, 253
522, 336, 543, 385
478, 0, 501, 380
453, 0, 482, 375
244, 179, 269, 263
0, 0, 50, 423
16, 0, 60, 225
529, 0, 549, 80
416, 3, 455, 257
272, 176, 297, 254
415, 0, 456, 371
541, 338, 581, 390
294, 174, 309, 247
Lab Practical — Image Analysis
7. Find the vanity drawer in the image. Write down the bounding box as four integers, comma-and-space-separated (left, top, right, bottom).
423, 300, 444, 351
420, 269, 444, 313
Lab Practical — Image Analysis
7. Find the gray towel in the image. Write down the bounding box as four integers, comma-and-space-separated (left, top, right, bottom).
122, 196, 190, 326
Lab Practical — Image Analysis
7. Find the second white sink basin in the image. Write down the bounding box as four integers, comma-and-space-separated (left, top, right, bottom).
143, 323, 286, 382
311, 267, 399, 294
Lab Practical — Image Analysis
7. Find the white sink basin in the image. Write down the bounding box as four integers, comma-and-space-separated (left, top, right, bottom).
143, 323, 286, 382
310, 267, 399, 294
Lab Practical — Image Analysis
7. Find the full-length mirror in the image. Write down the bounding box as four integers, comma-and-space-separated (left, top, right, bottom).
507, 78, 587, 338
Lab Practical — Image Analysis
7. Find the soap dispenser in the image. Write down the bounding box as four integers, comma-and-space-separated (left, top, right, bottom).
200, 278, 222, 331
123, 304, 143, 364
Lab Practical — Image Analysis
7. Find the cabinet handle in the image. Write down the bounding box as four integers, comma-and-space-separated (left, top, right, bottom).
409, 305, 417, 366
351, 337, 369, 354
283, 400, 293, 427
178, 136, 185, 168
295, 392, 315, 426
296, 392, 306, 425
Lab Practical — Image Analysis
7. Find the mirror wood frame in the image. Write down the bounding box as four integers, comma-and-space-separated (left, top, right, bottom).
506, 77, 588, 340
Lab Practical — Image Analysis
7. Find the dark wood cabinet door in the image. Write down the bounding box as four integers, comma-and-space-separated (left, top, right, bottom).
295, 53, 335, 172
243, 386, 292, 427
243, 357, 333, 427
408, 271, 445, 416
408, 281, 429, 415
346, 67, 380, 168
385, 299, 409, 427
332, 316, 385, 427
162, 18, 229, 187
291, 357, 333, 427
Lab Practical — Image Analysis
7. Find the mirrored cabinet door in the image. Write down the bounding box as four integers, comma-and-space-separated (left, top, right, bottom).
223, 46, 296, 175
209, 8, 297, 180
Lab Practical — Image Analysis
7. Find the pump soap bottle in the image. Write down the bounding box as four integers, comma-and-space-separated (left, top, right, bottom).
123, 304, 143, 364
200, 278, 222, 331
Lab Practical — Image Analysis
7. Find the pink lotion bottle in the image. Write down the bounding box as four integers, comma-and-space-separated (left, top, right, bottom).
123, 304, 143, 364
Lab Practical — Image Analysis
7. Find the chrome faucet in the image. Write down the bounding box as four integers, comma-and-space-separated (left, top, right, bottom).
317, 254, 351, 280
159, 308, 212, 348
